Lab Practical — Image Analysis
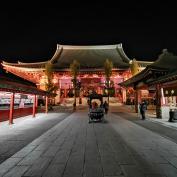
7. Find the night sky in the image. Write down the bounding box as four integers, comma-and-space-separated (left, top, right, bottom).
1, 2, 177, 63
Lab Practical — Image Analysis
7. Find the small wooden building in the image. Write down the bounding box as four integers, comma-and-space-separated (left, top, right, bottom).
120, 49, 177, 119
0, 65, 49, 124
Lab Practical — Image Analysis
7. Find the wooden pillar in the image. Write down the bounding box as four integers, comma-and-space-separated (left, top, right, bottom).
156, 84, 162, 118
79, 89, 82, 104
9, 92, 15, 124
45, 96, 48, 114
33, 95, 37, 117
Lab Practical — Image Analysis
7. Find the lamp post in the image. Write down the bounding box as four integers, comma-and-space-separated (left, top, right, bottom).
104, 80, 110, 103
78, 80, 82, 104
169, 89, 175, 122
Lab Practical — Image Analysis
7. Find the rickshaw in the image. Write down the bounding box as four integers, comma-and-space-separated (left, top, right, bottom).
88, 93, 105, 123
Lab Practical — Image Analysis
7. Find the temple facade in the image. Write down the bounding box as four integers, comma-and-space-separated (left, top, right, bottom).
2, 44, 152, 105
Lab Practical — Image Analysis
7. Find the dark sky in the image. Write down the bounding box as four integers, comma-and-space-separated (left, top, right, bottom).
1, 2, 177, 62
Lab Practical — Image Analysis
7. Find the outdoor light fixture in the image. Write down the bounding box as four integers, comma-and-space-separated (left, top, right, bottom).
165, 90, 168, 95
93, 74, 98, 78
171, 89, 174, 95
105, 89, 108, 94
52, 78, 58, 84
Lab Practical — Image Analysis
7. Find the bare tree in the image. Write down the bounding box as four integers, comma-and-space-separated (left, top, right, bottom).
70, 60, 80, 111
45, 61, 58, 110
130, 58, 139, 76
104, 59, 113, 104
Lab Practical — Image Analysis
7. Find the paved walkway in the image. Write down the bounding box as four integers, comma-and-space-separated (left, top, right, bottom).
116, 105, 177, 130
0, 112, 70, 164
1, 112, 177, 176
113, 106, 177, 145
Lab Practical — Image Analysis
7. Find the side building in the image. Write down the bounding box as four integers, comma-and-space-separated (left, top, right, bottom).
120, 49, 177, 120
0, 64, 49, 123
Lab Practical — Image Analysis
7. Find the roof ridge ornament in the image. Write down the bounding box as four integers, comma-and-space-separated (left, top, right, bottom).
162, 48, 168, 54
57, 44, 60, 49
117, 43, 122, 48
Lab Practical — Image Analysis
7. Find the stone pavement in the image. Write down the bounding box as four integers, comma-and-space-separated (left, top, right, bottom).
110, 114, 177, 177
148, 117, 177, 129
113, 106, 177, 144
0, 112, 70, 164
114, 104, 177, 130
0, 112, 177, 176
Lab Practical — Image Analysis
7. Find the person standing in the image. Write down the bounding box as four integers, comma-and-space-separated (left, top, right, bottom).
103, 101, 109, 114
139, 100, 147, 120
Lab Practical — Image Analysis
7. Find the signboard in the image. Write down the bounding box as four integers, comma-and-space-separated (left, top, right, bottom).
141, 90, 149, 97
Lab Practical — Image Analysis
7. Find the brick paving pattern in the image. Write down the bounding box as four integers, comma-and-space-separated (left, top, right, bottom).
0, 112, 177, 176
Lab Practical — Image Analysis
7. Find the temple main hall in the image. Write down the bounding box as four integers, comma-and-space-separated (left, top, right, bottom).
2, 44, 150, 105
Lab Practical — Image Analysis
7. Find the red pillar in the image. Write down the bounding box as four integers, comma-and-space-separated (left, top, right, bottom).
35, 95, 38, 107
33, 95, 37, 117
45, 96, 48, 114
122, 88, 127, 104
9, 92, 15, 124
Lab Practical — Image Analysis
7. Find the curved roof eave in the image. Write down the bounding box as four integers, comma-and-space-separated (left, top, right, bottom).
116, 43, 130, 63
2, 60, 47, 69
50, 44, 63, 64
2, 60, 48, 66
2, 63, 45, 72
17, 61, 48, 65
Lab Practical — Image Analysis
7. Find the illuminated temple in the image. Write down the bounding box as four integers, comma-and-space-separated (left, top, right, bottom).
2, 44, 151, 104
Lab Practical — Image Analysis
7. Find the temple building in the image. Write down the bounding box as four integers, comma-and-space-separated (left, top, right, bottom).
2, 44, 152, 105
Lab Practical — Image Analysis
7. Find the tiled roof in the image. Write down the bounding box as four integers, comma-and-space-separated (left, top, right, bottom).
0, 65, 47, 95
51, 44, 130, 70
119, 50, 176, 87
